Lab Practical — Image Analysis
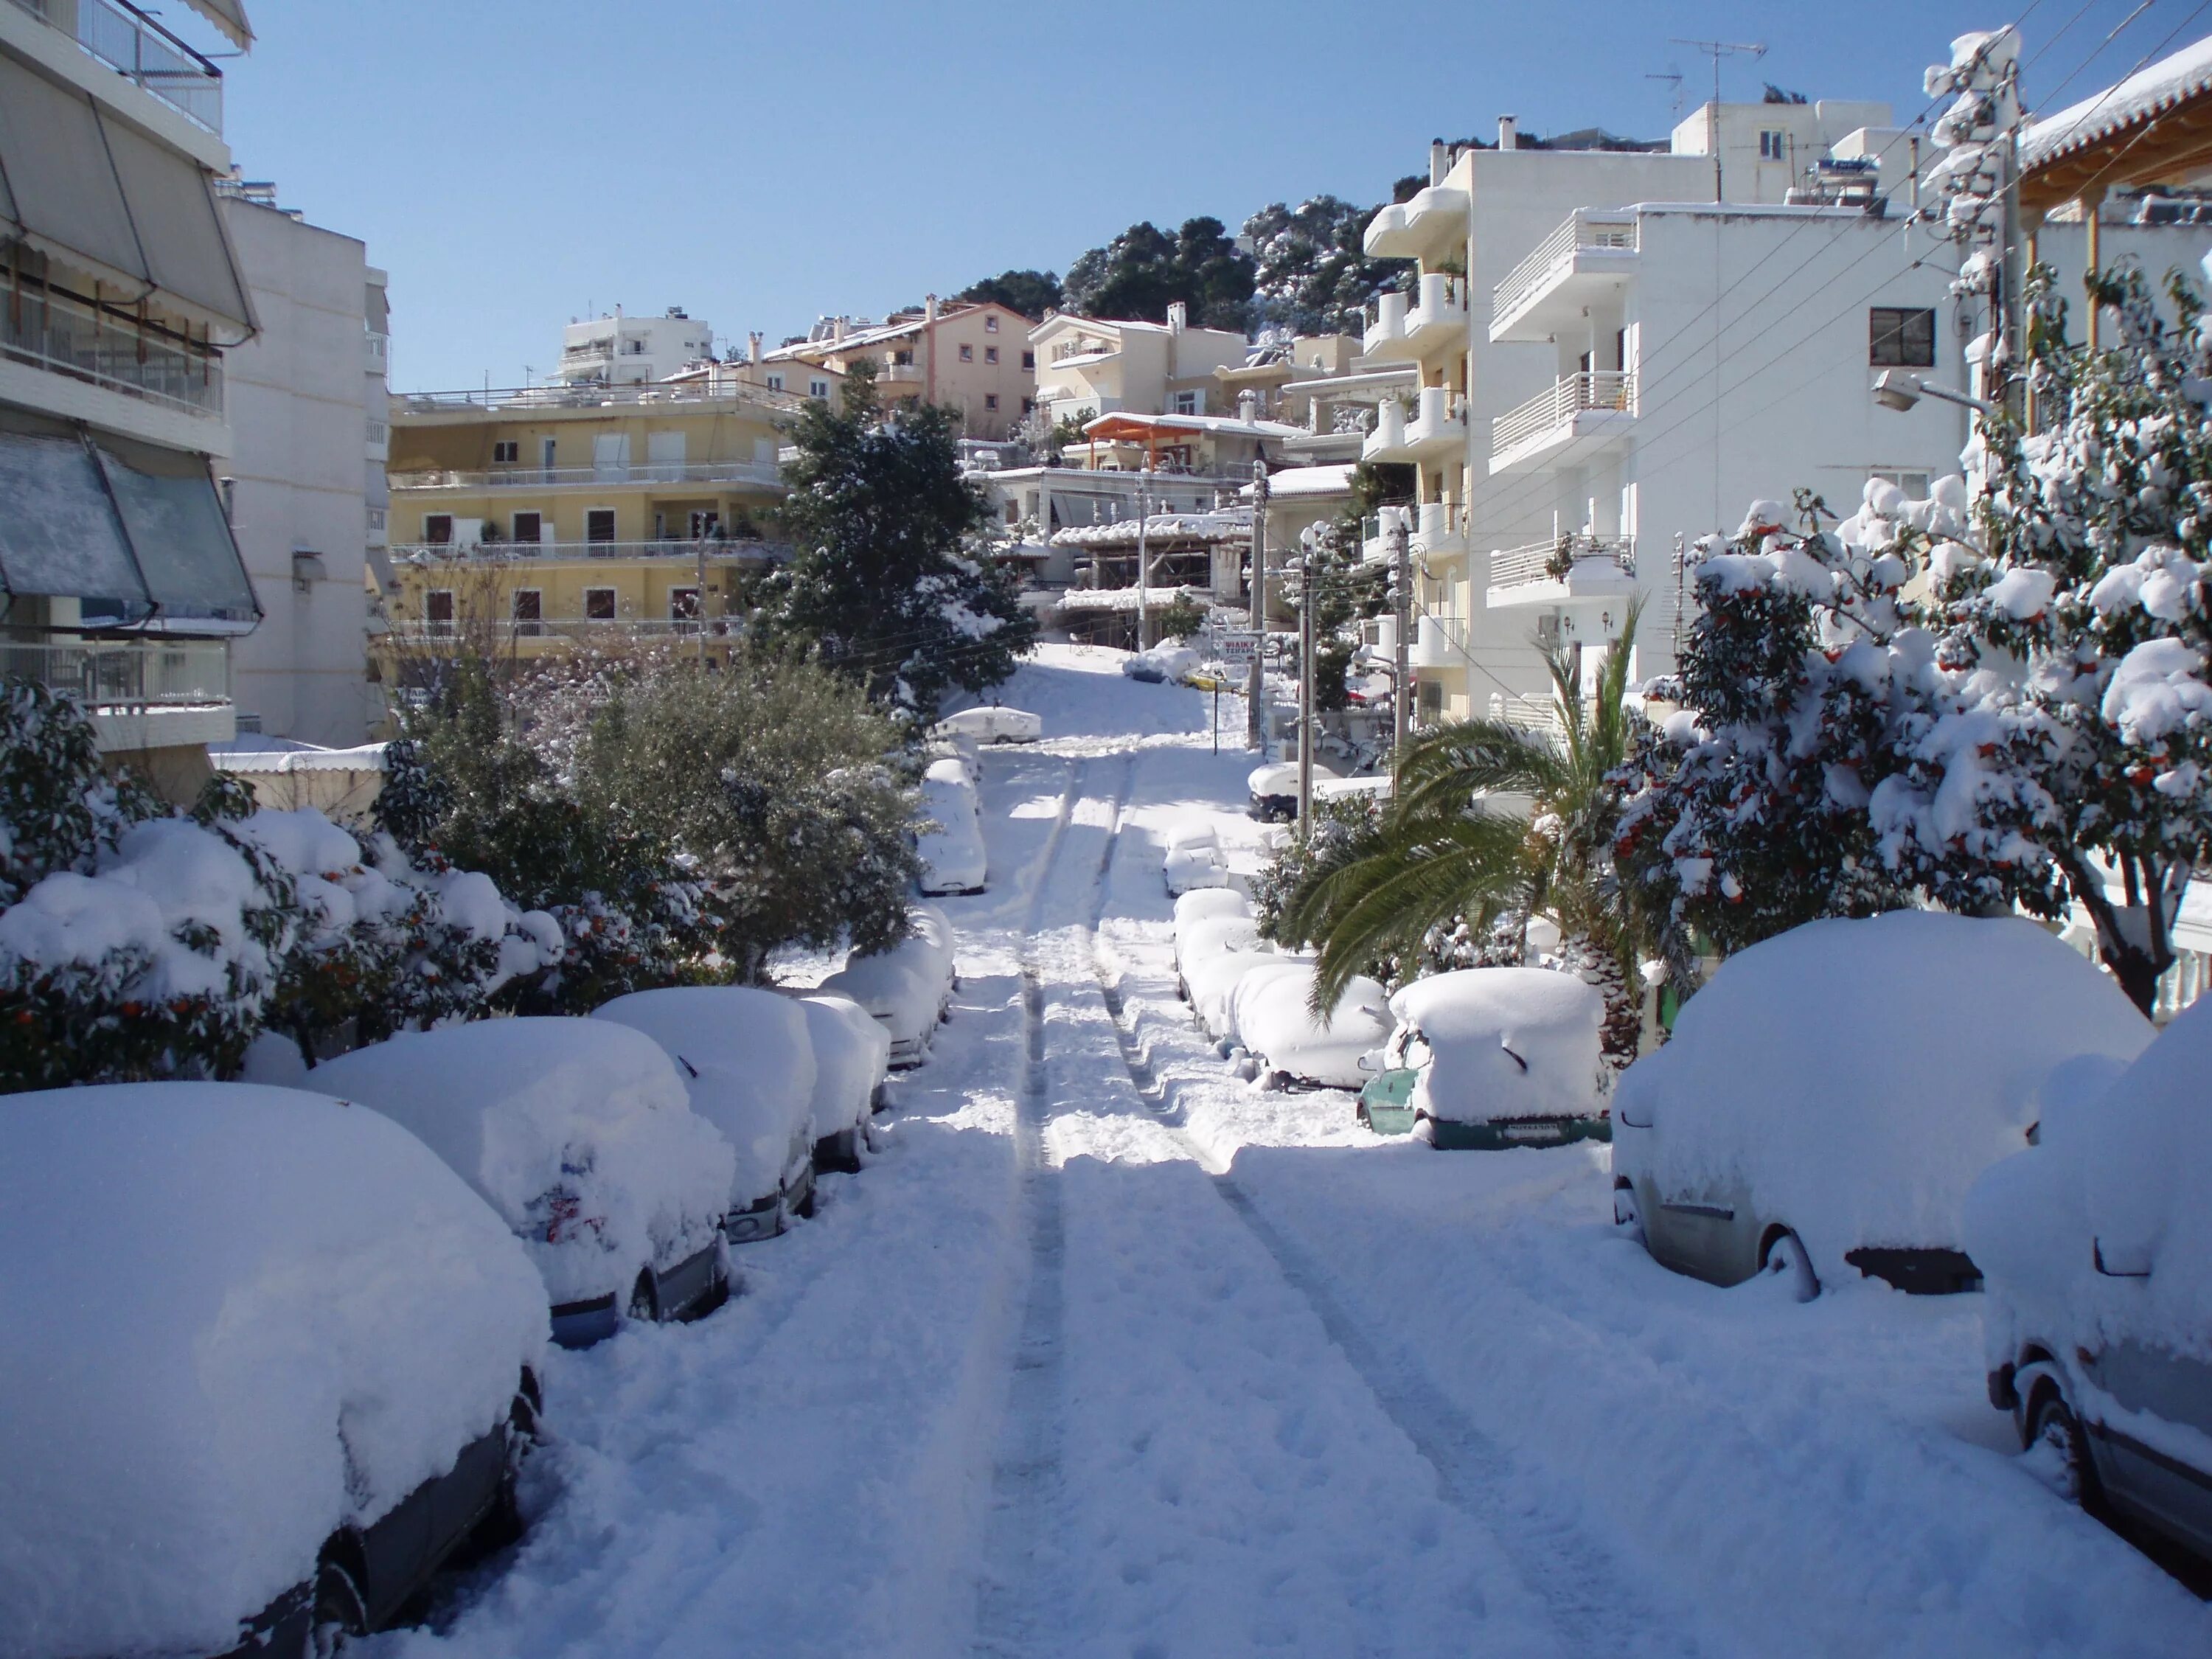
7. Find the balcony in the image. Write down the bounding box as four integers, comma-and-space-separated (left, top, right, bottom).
10, 0, 226, 134
387, 617, 742, 650
1485, 535, 1638, 609
1489, 372, 1635, 475
880, 361, 923, 386
392, 539, 795, 565
1489, 212, 1638, 344
387, 460, 787, 493
1408, 612, 1469, 671
1, 636, 233, 748
1363, 185, 1469, 260
1, 268, 223, 418
1361, 291, 1410, 362
392, 382, 807, 417
1362, 386, 1467, 464
1403, 273, 1470, 353
1413, 500, 1467, 561
1358, 506, 1410, 566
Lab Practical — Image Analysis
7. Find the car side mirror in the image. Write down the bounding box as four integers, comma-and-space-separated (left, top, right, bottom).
2093, 1237, 2152, 1279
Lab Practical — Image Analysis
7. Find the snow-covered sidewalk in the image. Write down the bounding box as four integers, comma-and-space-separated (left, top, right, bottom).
375, 645, 2212, 1659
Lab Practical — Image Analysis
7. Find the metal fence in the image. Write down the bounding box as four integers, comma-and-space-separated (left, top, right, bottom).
0, 637, 231, 706
11, 0, 224, 132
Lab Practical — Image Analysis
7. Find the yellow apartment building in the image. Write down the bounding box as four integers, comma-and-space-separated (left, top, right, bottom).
379, 380, 802, 671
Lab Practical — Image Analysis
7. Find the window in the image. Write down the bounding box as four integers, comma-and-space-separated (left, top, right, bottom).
1869, 306, 1937, 367
893, 350, 914, 366
585, 587, 616, 621
625, 338, 646, 355
1022, 350, 1035, 370
424, 513, 453, 545
1171, 390, 1199, 416
1005, 501, 1020, 524
984, 394, 999, 411
959, 344, 974, 362
1759, 128, 1787, 161
689, 510, 718, 539
425, 589, 454, 634
1870, 468, 1933, 500
366, 420, 387, 445
1021, 397, 1035, 414
366, 507, 386, 532
985, 346, 999, 364
586, 509, 616, 543
985, 314, 1000, 333
541, 437, 557, 472
670, 587, 701, 627
512, 511, 542, 543
512, 589, 542, 637
1419, 679, 1443, 718
493, 439, 519, 464
767, 372, 785, 392
810, 378, 830, 399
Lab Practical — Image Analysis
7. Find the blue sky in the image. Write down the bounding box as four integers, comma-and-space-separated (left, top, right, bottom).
212, 1, 2192, 392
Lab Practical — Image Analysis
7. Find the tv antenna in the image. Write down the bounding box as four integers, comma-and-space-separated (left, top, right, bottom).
1671, 38, 1767, 200
1646, 66, 1685, 119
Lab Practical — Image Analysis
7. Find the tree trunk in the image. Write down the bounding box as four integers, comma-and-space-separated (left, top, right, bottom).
1557, 933, 1641, 1079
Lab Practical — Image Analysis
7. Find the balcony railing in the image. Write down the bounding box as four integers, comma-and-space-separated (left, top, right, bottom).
1051, 338, 1116, 362
1491, 372, 1635, 459
1, 265, 223, 417
388, 617, 739, 647
1489, 535, 1635, 590
392, 538, 794, 564
392, 381, 807, 416
10, 0, 224, 133
1405, 273, 1469, 333
1487, 692, 1564, 740
388, 460, 787, 491
1491, 212, 1637, 333
0, 636, 230, 706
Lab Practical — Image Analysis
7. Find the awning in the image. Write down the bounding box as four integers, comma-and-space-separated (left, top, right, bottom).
0, 53, 254, 335
180, 0, 253, 49
0, 408, 260, 635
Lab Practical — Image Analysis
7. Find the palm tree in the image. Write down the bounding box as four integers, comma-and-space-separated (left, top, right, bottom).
1276, 606, 1649, 1068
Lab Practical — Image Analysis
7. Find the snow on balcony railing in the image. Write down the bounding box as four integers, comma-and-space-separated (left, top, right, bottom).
1489, 212, 1636, 329
388, 460, 787, 490
0, 637, 230, 707
1490, 371, 1635, 459
1488, 534, 1635, 590
10, 0, 225, 133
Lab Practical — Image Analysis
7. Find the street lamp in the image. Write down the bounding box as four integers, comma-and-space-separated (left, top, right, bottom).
1871, 369, 1994, 416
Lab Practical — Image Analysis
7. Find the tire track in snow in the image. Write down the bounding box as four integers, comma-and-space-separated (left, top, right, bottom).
973, 757, 1084, 1658
1083, 756, 1709, 1659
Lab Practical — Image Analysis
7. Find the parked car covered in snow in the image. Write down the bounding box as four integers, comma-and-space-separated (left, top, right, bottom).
1613, 913, 2153, 1299
792, 990, 891, 1171
1358, 968, 1608, 1149
1247, 760, 1340, 822
1229, 961, 1393, 1089
1174, 911, 1262, 982
932, 705, 1041, 745
594, 987, 821, 1243
317, 1018, 737, 1343
917, 757, 988, 895
1162, 818, 1231, 895
821, 907, 956, 1071
1173, 887, 1252, 933
0, 1082, 548, 1659
1196, 953, 1310, 1048
1121, 641, 1199, 684
1967, 998, 2212, 1561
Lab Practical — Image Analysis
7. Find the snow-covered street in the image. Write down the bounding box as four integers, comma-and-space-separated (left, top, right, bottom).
372, 646, 2212, 1659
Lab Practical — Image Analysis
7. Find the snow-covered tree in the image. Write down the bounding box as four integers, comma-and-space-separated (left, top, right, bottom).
1242, 196, 1408, 336
751, 364, 1036, 724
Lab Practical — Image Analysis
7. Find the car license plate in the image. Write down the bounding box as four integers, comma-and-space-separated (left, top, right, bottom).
1500, 1122, 1564, 1142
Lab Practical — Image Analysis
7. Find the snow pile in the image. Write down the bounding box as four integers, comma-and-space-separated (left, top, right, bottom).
1388, 967, 1604, 1124
1615, 913, 2152, 1283
794, 990, 891, 1138
0, 1082, 544, 1659
1231, 963, 1392, 1088
315, 1018, 734, 1307
596, 986, 818, 1209
917, 758, 988, 895
1970, 994, 2212, 1374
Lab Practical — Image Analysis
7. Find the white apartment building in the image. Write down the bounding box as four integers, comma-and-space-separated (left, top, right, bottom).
560, 306, 714, 386
1031, 303, 1251, 428
1371, 109, 2212, 728
0, 0, 262, 798
217, 183, 384, 746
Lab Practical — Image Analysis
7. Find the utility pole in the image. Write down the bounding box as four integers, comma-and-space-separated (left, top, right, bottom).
1671, 38, 1766, 202
695, 533, 709, 666
1134, 467, 1153, 652
1389, 505, 1411, 754
1248, 461, 1268, 752
1295, 524, 1318, 837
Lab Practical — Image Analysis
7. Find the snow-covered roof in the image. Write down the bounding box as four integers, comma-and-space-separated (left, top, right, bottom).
1054, 584, 1214, 612
1244, 464, 1355, 501
1051, 509, 1251, 548
2022, 33, 2212, 172
1082, 411, 1307, 440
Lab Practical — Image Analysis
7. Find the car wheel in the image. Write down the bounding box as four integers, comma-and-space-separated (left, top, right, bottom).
308, 1557, 367, 1658
1612, 1181, 1644, 1242
1760, 1228, 1820, 1302
2026, 1380, 2104, 1512
627, 1270, 659, 1324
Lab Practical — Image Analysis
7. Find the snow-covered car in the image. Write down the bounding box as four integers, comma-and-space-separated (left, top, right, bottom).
0, 1082, 548, 1659
317, 1019, 738, 1344
1246, 760, 1340, 822
932, 705, 1041, 745
791, 990, 891, 1171
1173, 887, 1252, 933
908, 901, 960, 1002
594, 987, 821, 1244
1174, 911, 1262, 984
1613, 913, 2153, 1299
917, 757, 988, 895
1198, 953, 1311, 1048
1162, 817, 1231, 895
821, 953, 939, 1068
1121, 642, 1198, 684
1967, 998, 2212, 1561
1229, 961, 1393, 1089
1357, 967, 1609, 1150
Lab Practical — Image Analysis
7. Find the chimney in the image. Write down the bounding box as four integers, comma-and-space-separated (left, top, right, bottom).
925, 293, 939, 324
1237, 389, 1259, 424
833, 316, 848, 344
1166, 300, 1187, 334
748, 330, 763, 364
1430, 139, 1448, 186
1498, 114, 1518, 151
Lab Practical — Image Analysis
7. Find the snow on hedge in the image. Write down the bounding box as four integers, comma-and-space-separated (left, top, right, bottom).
1615, 913, 2152, 1284
315, 1018, 733, 1308
1388, 967, 1603, 1124
0, 1082, 544, 1659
